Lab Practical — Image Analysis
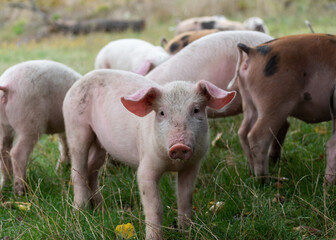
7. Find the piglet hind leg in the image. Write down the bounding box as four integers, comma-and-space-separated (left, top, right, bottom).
177, 162, 201, 233
0, 125, 14, 192
10, 133, 38, 196
248, 114, 289, 182
238, 103, 258, 176
68, 125, 96, 209
137, 163, 164, 240
268, 119, 290, 164
87, 140, 106, 208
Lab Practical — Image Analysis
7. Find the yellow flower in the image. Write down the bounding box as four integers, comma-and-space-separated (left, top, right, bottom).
16, 202, 31, 211
3, 201, 31, 211
314, 126, 327, 134
115, 223, 135, 239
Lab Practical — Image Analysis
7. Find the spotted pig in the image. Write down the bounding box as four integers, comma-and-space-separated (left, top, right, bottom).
230, 33, 336, 180
175, 15, 227, 34
161, 29, 219, 54
175, 16, 269, 35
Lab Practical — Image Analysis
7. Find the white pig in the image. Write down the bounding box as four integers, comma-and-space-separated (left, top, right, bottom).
0, 60, 82, 196
63, 69, 235, 240
94, 38, 171, 75
147, 31, 273, 118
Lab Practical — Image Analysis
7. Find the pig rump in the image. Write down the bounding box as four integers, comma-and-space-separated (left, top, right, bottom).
0, 60, 81, 196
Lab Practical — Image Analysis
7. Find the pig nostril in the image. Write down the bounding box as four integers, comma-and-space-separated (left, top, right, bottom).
169, 143, 192, 161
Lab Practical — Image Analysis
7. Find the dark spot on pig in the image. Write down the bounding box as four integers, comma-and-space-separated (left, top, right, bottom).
256, 45, 271, 56
304, 92, 312, 101
303, 72, 307, 77
181, 35, 190, 47
169, 42, 180, 53
201, 21, 215, 29
142, 191, 145, 195
264, 54, 279, 77
255, 25, 264, 32
181, 35, 190, 41
330, 39, 336, 44
98, 80, 106, 87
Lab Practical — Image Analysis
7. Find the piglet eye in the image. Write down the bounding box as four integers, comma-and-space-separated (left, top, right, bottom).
193, 108, 200, 114
160, 111, 165, 116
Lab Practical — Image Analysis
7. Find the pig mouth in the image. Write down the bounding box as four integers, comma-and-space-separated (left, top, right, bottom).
168, 143, 193, 163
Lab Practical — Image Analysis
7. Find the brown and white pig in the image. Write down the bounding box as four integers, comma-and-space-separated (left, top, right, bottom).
63, 69, 235, 240
94, 38, 171, 75
161, 29, 219, 54
0, 60, 82, 196
229, 33, 336, 180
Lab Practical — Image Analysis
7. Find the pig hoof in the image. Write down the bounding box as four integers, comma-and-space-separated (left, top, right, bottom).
325, 175, 336, 185
14, 183, 26, 196
255, 175, 269, 184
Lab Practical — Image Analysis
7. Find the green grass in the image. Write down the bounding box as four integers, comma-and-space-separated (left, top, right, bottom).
1, 10, 336, 240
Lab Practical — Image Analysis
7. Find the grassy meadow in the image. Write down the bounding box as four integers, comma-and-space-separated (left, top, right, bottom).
2, 1, 336, 239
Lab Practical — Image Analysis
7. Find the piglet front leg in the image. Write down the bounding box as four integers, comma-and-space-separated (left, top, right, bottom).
137, 163, 164, 240
177, 162, 201, 232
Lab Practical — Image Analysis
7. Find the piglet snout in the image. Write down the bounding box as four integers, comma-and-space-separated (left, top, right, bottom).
169, 143, 192, 161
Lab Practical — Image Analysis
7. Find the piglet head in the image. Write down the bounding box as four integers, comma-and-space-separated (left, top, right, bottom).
121, 81, 236, 164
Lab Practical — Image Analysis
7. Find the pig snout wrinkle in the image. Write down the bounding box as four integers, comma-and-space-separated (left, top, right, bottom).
169, 143, 192, 161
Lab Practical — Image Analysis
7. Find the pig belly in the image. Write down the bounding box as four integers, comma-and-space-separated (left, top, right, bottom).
292, 101, 331, 123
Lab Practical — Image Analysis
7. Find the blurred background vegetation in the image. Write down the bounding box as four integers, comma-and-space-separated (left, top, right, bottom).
1, 0, 336, 42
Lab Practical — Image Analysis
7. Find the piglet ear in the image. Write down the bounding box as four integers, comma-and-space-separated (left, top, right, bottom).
134, 61, 155, 76
121, 87, 161, 117
197, 80, 236, 110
